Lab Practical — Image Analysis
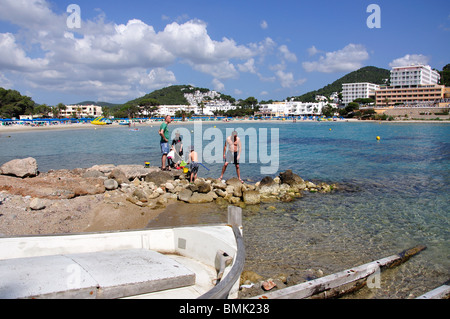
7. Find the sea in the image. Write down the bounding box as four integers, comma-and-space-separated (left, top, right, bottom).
0, 121, 449, 298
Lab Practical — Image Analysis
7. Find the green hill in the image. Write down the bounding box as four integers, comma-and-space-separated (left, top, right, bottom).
290, 66, 390, 102
125, 85, 191, 106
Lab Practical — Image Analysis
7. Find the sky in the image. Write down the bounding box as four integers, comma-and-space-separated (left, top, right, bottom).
0, 0, 449, 105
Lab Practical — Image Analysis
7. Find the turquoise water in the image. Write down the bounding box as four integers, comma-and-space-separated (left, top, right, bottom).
1, 121, 449, 298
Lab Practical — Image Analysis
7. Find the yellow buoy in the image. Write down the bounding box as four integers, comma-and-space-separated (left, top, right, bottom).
376, 136, 381, 140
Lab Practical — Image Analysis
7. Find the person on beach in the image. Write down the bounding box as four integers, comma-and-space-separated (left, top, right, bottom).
219, 130, 243, 183
159, 115, 172, 171
188, 146, 199, 183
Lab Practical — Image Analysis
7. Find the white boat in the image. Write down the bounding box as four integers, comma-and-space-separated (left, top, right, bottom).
0, 207, 244, 299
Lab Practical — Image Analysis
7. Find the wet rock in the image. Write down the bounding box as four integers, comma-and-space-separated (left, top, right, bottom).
243, 190, 260, 205
0, 157, 38, 178
259, 176, 275, 187
261, 279, 277, 291
279, 169, 304, 187
240, 271, 263, 285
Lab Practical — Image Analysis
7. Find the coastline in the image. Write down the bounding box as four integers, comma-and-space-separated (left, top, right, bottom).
1, 118, 449, 133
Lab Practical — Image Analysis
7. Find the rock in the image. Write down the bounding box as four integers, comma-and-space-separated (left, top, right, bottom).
82, 170, 106, 179
279, 193, 294, 202
212, 181, 227, 190
261, 279, 277, 291
226, 177, 242, 187
243, 190, 260, 205
240, 271, 263, 285
29, 198, 46, 210
195, 181, 211, 193
188, 192, 214, 204
178, 189, 193, 202
279, 169, 304, 187
116, 165, 157, 180
227, 196, 241, 205
165, 182, 175, 191
215, 189, 227, 197
132, 189, 148, 201
104, 179, 119, 190
259, 176, 275, 187
144, 171, 173, 186
0, 157, 38, 178
87, 164, 116, 174
108, 168, 128, 185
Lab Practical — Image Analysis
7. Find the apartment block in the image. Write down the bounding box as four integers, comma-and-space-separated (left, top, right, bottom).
390, 64, 440, 87
342, 82, 380, 105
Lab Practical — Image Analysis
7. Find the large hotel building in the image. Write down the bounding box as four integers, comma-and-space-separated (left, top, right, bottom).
341, 64, 449, 107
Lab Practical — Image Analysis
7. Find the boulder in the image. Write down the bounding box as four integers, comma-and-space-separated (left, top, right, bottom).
259, 176, 275, 187
82, 170, 106, 179
116, 165, 158, 180
144, 171, 173, 186
243, 190, 260, 205
178, 189, 193, 202
104, 179, 119, 190
195, 180, 211, 193
279, 169, 304, 187
108, 168, 128, 185
0, 157, 38, 178
188, 192, 214, 204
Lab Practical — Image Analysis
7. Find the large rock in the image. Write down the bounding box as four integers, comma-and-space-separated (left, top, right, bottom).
144, 171, 173, 186
195, 180, 212, 193
243, 190, 260, 205
279, 170, 304, 187
0, 157, 38, 178
116, 165, 159, 180
108, 168, 128, 185
259, 176, 275, 187
188, 192, 214, 204
178, 189, 192, 202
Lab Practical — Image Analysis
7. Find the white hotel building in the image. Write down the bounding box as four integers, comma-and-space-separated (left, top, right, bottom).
342, 82, 380, 106
390, 64, 440, 87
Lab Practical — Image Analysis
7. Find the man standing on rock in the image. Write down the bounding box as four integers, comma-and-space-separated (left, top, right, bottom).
159, 115, 172, 171
219, 131, 243, 183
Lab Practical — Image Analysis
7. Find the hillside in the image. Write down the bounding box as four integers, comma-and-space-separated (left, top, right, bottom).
125, 85, 191, 106
290, 66, 390, 102
75, 101, 121, 108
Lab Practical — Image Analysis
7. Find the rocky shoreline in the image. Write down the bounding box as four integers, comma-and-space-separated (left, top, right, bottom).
0, 157, 337, 209
0, 157, 338, 298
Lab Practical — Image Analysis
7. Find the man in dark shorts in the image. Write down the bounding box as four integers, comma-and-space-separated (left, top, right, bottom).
158, 115, 171, 170
219, 131, 243, 183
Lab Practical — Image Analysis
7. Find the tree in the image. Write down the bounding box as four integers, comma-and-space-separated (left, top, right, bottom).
440, 64, 450, 87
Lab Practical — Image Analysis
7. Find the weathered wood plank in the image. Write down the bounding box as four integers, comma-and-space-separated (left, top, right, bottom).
416, 280, 450, 299
252, 245, 426, 299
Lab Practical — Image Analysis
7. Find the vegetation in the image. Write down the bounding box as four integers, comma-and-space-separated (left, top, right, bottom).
289, 66, 390, 102
0, 88, 36, 118
439, 64, 450, 87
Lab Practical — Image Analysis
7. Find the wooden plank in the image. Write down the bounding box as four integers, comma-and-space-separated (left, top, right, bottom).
252, 245, 426, 299
416, 280, 450, 299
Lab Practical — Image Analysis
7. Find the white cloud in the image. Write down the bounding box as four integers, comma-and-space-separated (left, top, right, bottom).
260, 20, 268, 29
212, 78, 225, 91
279, 45, 297, 63
302, 44, 369, 73
307, 45, 320, 56
238, 59, 257, 74
275, 70, 306, 88
0, 33, 48, 71
389, 54, 430, 67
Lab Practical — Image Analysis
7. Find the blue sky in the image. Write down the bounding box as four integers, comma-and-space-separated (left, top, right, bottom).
0, 0, 449, 105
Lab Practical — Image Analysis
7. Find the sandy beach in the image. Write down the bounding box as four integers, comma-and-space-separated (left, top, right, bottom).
2, 117, 449, 134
